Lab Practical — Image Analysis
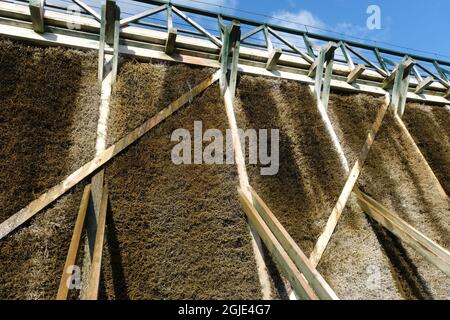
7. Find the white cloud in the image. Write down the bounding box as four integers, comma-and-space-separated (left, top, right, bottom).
270, 10, 326, 32
271, 9, 389, 43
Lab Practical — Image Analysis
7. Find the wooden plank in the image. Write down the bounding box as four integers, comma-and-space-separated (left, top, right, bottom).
353, 186, 450, 277
415, 76, 434, 94
0, 70, 220, 240
119, 4, 166, 27
165, 27, 177, 54
309, 94, 390, 267
238, 188, 319, 300
321, 56, 334, 109
249, 188, 338, 300
266, 48, 282, 71
56, 185, 91, 300
347, 64, 366, 84
340, 41, 355, 70
111, 5, 120, 84
97, 4, 106, 83
29, 0, 44, 33
105, 0, 116, 45
85, 187, 108, 300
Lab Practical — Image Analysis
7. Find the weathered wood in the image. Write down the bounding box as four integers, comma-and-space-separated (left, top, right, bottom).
310, 94, 390, 267
85, 187, 108, 300
250, 188, 338, 300
347, 64, 366, 84
266, 48, 282, 71
56, 185, 91, 300
111, 5, 120, 84
105, 0, 116, 45
353, 186, 450, 277
119, 4, 166, 27
321, 56, 334, 108
240, 25, 263, 42
0, 70, 220, 240
238, 188, 319, 300
164, 27, 177, 54
415, 76, 434, 94
29, 0, 44, 33
97, 4, 106, 83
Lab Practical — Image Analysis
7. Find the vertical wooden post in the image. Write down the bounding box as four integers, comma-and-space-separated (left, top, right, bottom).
29, 0, 45, 33
220, 23, 272, 300
384, 57, 414, 117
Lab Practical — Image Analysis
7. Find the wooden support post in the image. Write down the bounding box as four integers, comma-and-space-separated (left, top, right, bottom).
249, 188, 338, 300
385, 57, 415, 117
229, 21, 241, 98
266, 48, 282, 71
85, 187, 109, 300
97, 4, 106, 83
415, 76, 434, 94
310, 94, 390, 267
374, 48, 389, 74
238, 189, 319, 300
105, 0, 117, 45
311, 42, 337, 110
56, 185, 91, 300
0, 71, 220, 240
165, 27, 177, 54
353, 186, 450, 277
347, 64, 366, 84
29, 0, 44, 33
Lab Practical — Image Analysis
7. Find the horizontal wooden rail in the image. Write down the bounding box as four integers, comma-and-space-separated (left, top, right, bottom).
0, 70, 221, 240
56, 184, 91, 300
353, 186, 450, 277
249, 187, 338, 300
238, 188, 319, 300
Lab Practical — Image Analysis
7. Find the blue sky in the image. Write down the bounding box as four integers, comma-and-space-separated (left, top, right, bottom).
165, 0, 450, 61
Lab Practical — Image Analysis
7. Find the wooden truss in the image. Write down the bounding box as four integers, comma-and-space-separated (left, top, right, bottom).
0, 0, 449, 300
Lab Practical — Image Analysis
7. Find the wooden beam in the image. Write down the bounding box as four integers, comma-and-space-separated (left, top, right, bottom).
97, 4, 107, 83
85, 187, 108, 300
347, 64, 366, 84
249, 188, 338, 300
240, 25, 263, 42
119, 4, 166, 27
171, 5, 222, 48
105, 0, 117, 45
309, 94, 390, 267
56, 185, 91, 300
0, 70, 220, 240
165, 27, 177, 54
29, 0, 44, 33
266, 48, 282, 71
383, 58, 415, 90
238, 188, 319, 300
71, 0, 101, 22
353, 186, 450, 277
415, 76, 434, 94
267, 26, 314, 64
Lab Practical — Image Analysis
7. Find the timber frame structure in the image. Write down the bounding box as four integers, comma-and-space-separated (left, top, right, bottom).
0, 0, 449, 300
